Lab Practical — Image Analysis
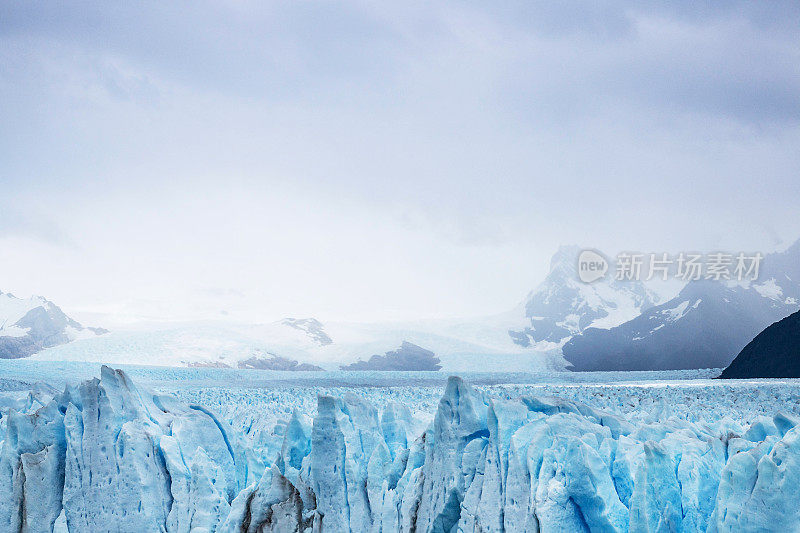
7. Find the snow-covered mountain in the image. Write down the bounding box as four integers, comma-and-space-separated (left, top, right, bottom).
0, 290, 106, 359
30, 317, 334, 369
280, 317, 332, 346
564, 240, 800, 371
33, 242, 800, 373
21, 245, 671, 371
508, 245, 661, 350
30, 315, 549, 372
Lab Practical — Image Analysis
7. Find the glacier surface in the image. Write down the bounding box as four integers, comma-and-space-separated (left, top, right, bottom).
2, 364, 800, 531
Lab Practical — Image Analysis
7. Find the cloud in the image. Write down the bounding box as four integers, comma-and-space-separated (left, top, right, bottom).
0, 203, 74, 247
2, 1, 798, 126
0, 1, 799, 321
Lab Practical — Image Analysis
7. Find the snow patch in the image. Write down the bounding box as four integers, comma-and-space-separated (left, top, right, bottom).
754, 278, 784, 300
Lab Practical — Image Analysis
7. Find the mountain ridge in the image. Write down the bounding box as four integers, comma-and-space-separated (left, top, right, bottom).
0, 290, 107, 359
563, 241, 800, 371
719, 309, 800, 378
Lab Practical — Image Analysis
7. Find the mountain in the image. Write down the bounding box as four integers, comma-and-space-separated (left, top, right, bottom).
19, 246, 666, 372
29, 317, 335, 369
719, 310, 800, 378
339, 341, 442, 371
280, 317, 332, 346
237, 354, 324, 371
20, 244, 682, 372
0, 290, 107, 359
563, 241, 800, 371
508, 245, 660, 349
31, 315, 551, 372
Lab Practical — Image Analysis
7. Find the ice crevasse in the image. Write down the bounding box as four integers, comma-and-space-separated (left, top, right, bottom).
2, 366, 800, 532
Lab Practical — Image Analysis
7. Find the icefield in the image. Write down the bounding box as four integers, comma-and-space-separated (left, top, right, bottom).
3, 365, 800, 532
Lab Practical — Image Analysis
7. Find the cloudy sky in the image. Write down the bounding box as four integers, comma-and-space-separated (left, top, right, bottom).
1, 1, 799, 325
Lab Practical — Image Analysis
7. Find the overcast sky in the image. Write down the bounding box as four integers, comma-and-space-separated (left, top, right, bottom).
1, 1, 799, 325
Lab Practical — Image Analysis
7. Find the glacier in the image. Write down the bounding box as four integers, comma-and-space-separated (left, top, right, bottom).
2, 366, 800, 531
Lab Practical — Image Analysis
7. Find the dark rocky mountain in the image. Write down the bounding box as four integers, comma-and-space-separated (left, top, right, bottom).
719, 310, 800, 378
0, 290, 107, 359
563, 240, 800, 371
340, 341, 441, 371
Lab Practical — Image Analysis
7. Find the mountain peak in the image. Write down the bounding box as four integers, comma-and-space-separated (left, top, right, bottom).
548, 245, 582, 275
509, 246, 659, 349
0, 289, 105, 359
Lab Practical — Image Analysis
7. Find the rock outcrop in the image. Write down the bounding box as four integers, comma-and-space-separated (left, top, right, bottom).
340, 342, 441, 371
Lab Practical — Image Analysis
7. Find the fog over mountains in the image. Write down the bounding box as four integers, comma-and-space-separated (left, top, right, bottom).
4, 239, 800, 372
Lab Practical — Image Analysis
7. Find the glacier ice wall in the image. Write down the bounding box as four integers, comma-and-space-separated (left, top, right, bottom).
2, 367, 800, 532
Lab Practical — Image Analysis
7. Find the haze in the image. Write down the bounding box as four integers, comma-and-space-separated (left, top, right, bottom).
1, 2, 799, 326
